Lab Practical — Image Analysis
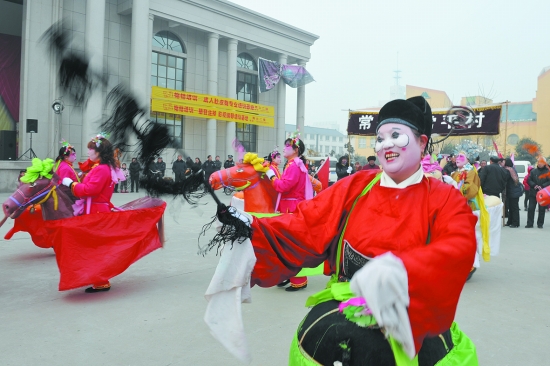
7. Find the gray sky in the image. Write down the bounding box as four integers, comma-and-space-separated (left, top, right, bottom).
229, 0, 550, 132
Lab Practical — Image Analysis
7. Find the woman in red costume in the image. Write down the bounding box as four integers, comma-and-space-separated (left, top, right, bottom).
265, 135, 313, 292
206, 97, 479, 365
61, 133, 117, 292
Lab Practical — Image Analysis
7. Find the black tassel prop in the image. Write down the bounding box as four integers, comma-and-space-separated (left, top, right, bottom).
41, 22, 106, 105
198, 203, 252, 256
101, 85, 178, 166
139, 167, 208, 205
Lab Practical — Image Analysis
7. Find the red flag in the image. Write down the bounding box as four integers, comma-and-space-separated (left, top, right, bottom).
492, 139, 503, 158
317, 157, 330, 191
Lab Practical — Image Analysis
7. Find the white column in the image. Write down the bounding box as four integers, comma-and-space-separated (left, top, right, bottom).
83, 0, 106, 156
130, 0, 150, 106
296, 60, 306, 134
276, 54, 287, 148
146, 14, 154, 107
206, 33, 219, 157
225, 38, 238, 158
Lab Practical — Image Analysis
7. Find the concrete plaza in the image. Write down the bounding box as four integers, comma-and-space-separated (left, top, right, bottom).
0, 191, 548, 365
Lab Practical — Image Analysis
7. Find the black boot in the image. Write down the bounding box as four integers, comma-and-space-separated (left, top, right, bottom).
276, 280, 290, 288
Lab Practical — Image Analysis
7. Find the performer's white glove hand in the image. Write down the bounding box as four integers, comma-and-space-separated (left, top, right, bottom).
442, 175, 458, 188
62, 177, 74, 187
266, 169, 276, 180
346, 166, 353, 174
350, 252, 415, 359
216, 204, 253, 228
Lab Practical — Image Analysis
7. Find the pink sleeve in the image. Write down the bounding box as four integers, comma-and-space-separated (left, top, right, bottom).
56, 163, 78, 182
272, 164, 300, 193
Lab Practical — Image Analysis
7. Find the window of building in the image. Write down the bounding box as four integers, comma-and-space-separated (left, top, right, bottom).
359, 137, 367, 148
332, 136, 336, 142
237, 53, 257, 70
325, 146, 330, 153
153, 31, 186, 53
370, 137, 376, 148
151, 31, 186, 148
339, 137, 343, 142
150, 112, 183, 148
151, 51, 185, 90
507, 134, 519, 145
339, 147, 344, 154
236, 53, 258, 152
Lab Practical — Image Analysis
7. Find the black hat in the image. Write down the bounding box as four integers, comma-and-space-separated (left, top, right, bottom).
228, 155, 233, 158
367, 156, 376, 161
377, 96, 432, 137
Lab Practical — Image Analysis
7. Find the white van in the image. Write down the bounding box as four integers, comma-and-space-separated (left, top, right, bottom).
514, 160, 531, 183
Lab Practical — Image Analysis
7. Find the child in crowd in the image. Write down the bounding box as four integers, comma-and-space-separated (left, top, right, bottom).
120, 163, 130, 193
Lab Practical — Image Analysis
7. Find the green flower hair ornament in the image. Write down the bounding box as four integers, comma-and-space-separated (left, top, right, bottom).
91, 132, 110, 148
289, 129, 301, 147
60, 138, 74, 154
20, 158, 55, 184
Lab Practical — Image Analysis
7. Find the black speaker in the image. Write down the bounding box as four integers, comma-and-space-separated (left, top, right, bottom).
26, 119, 38, 133
0, 130, 17, 160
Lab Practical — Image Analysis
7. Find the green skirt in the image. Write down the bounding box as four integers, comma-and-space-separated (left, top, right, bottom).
288, 321, 478, 366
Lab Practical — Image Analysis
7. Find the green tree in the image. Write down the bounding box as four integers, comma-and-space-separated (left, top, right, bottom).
515, 137, 542, 164
440, 143, 455, 155
354, 155, 368, 165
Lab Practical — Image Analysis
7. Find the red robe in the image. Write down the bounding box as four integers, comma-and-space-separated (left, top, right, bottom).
72, 164, 114, 213
49, 163, 164, 290
249, 170, 477, 353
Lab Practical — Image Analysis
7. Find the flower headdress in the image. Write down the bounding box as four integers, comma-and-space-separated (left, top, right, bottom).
59, 138, 74, 154
288, 129, 301, 147
270, 146, 280, 159
91, 132, 110, 148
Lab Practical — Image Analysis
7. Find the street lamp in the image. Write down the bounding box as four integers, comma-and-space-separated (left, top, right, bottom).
52, 97, 64, 153
499, 100, 510, 156
52, 98, 64, 114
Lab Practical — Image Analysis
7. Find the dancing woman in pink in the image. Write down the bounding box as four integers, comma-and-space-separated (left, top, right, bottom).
265, 135, 313, 291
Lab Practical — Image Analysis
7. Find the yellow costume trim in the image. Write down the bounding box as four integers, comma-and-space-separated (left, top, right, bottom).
476, 185, 491, 262
34, 185, 59, 211
234, 181, 252, 191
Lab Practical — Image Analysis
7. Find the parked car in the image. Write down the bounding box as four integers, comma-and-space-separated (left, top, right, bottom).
514, 160, 531, 182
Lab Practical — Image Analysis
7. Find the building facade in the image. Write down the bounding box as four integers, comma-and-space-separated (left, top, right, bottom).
284, 124, 346, 157
0, 0, 318, 189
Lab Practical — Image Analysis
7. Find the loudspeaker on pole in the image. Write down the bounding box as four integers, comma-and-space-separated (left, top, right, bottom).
26, 119, 38, 133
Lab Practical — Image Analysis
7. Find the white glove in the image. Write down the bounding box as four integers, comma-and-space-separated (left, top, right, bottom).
266, 169, 276, 180
442, 175, 458, 188
215, 205, 254, 233
62, 177, 74, 187
350, 252, 415, 359
346, 166, 353, 174
227, 206, 253, 226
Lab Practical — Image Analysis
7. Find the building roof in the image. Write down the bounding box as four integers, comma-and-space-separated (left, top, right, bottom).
285, 124, 345, 137
500, 102, 536, 122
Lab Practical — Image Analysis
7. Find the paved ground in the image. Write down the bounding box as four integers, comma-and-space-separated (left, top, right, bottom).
1, 191, 549, 365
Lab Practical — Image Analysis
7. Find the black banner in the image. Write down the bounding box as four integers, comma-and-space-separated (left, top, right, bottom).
347, 105, 502, 136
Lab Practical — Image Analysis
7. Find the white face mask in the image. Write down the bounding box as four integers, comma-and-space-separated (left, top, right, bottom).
375, 123, 425, 182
